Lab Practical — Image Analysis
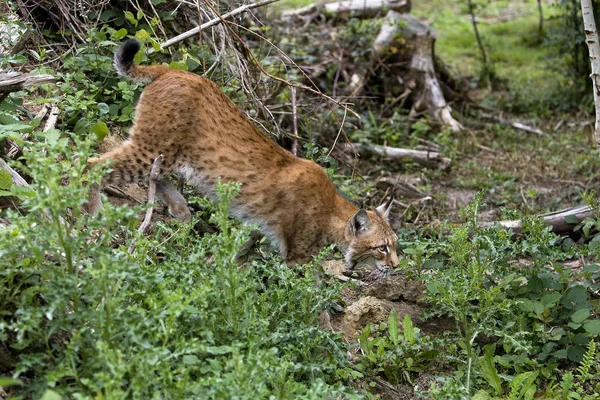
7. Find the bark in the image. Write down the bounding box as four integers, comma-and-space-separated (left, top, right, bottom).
581, 0, 600, 148
347, 11, 462, 132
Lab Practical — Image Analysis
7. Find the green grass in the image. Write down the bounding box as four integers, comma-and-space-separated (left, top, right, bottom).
413, 0, 564, 94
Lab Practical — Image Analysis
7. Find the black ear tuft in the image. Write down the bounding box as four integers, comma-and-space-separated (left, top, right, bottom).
351, 209, 371, 235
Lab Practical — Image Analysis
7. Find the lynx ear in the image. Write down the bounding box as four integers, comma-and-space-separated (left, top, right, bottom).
350, 209, 371, 236
375, 196, 394, 220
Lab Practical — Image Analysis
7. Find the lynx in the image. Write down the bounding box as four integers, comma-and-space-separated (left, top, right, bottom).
87, 39, 399, 270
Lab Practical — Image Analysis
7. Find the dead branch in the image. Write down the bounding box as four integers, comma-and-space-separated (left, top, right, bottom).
480, 205, 594, 235
0, 72, 57, 94
154, 0, 281, 53
128, 154, 164, 254
290, 86, 299, 156
43, 104, 60, 132
282, 0, 410, 21
482, 113, 550, 137
347, 143, 451, 170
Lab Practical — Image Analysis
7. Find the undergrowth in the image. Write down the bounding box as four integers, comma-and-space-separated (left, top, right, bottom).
0, 137, 358, 399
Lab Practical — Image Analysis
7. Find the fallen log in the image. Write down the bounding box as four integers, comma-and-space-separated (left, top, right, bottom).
0, 72, 56, 95
347, 143, 451, 170
282, 0, 410, 21
480, 205, 594, 235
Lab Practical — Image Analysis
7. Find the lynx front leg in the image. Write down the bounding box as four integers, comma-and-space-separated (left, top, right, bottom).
83, 182, 103, 216
155, 178, 191, 223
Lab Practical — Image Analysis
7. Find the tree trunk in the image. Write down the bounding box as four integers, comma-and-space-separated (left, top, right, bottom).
581, 0, 600, 148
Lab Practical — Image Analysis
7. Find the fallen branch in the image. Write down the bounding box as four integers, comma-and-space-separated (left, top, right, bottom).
480, 205, 594, 235
482, 113, 550, 137
43, 104, 60, 132
128, 155, 163, 254
282, 0, 410, 21
290, 86, 299, 156
0, 72, 57, 99
347, 143, 451, 170
152, 0, 281, 53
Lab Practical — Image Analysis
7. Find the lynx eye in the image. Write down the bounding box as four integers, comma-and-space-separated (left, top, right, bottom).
377, 245, 388, 253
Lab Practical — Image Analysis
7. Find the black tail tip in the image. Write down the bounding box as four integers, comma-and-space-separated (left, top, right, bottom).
117, 38, 141, 65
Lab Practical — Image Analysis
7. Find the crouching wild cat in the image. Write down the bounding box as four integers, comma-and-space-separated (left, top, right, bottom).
87, 39, 399, 270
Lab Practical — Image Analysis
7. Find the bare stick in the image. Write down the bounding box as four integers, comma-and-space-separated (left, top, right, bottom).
347, 143, 452, 170
480, 205, 594, 235
581, 0, 600, 148
128, 154, 164, 254
482, 113, 550, 137
43, 104, 60, 132
0, 72, 56, 94
152, 0, 281, 53
290, 86, 299, 156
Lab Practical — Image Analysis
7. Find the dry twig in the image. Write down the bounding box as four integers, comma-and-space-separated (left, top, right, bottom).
128, 154, 163, 254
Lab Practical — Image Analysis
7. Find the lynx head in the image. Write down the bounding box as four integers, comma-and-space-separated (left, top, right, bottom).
344, 198, 399, 279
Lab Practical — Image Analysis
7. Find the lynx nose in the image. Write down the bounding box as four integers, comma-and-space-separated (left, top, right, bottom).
389, 251, 400, 268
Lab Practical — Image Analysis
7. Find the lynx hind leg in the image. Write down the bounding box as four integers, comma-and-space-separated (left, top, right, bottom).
155, 178, 192, 223
87, 141, 154, 186
84, 141, 155, 215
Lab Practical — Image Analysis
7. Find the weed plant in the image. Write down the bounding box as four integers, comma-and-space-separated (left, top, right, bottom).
0, 137, 359, 399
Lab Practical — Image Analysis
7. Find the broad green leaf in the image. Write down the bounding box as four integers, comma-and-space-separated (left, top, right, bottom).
583, 264, 600, 272
40, 389, 62, 400
0, 170, 12, 190
182, 355, 200, 365
564, 214, 580, 224
532, 300, 545, 316
480, 345, 502, 395
112, 28, 128, 40
541, 293, 561, 307
567, 345, 586, 362
97, 102, 110, 115
45, 129, 61, 146
0, 377, 22, 387
571, 309, 590, 324
204, 345, 232, 355
169, 60, 188, 71
584, 319, 600, 335
403, 314, 415, 345
472, 390, 491, 400
388, 309, 399, 346
124, 11, 137, 25
90, 121, 109, 141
